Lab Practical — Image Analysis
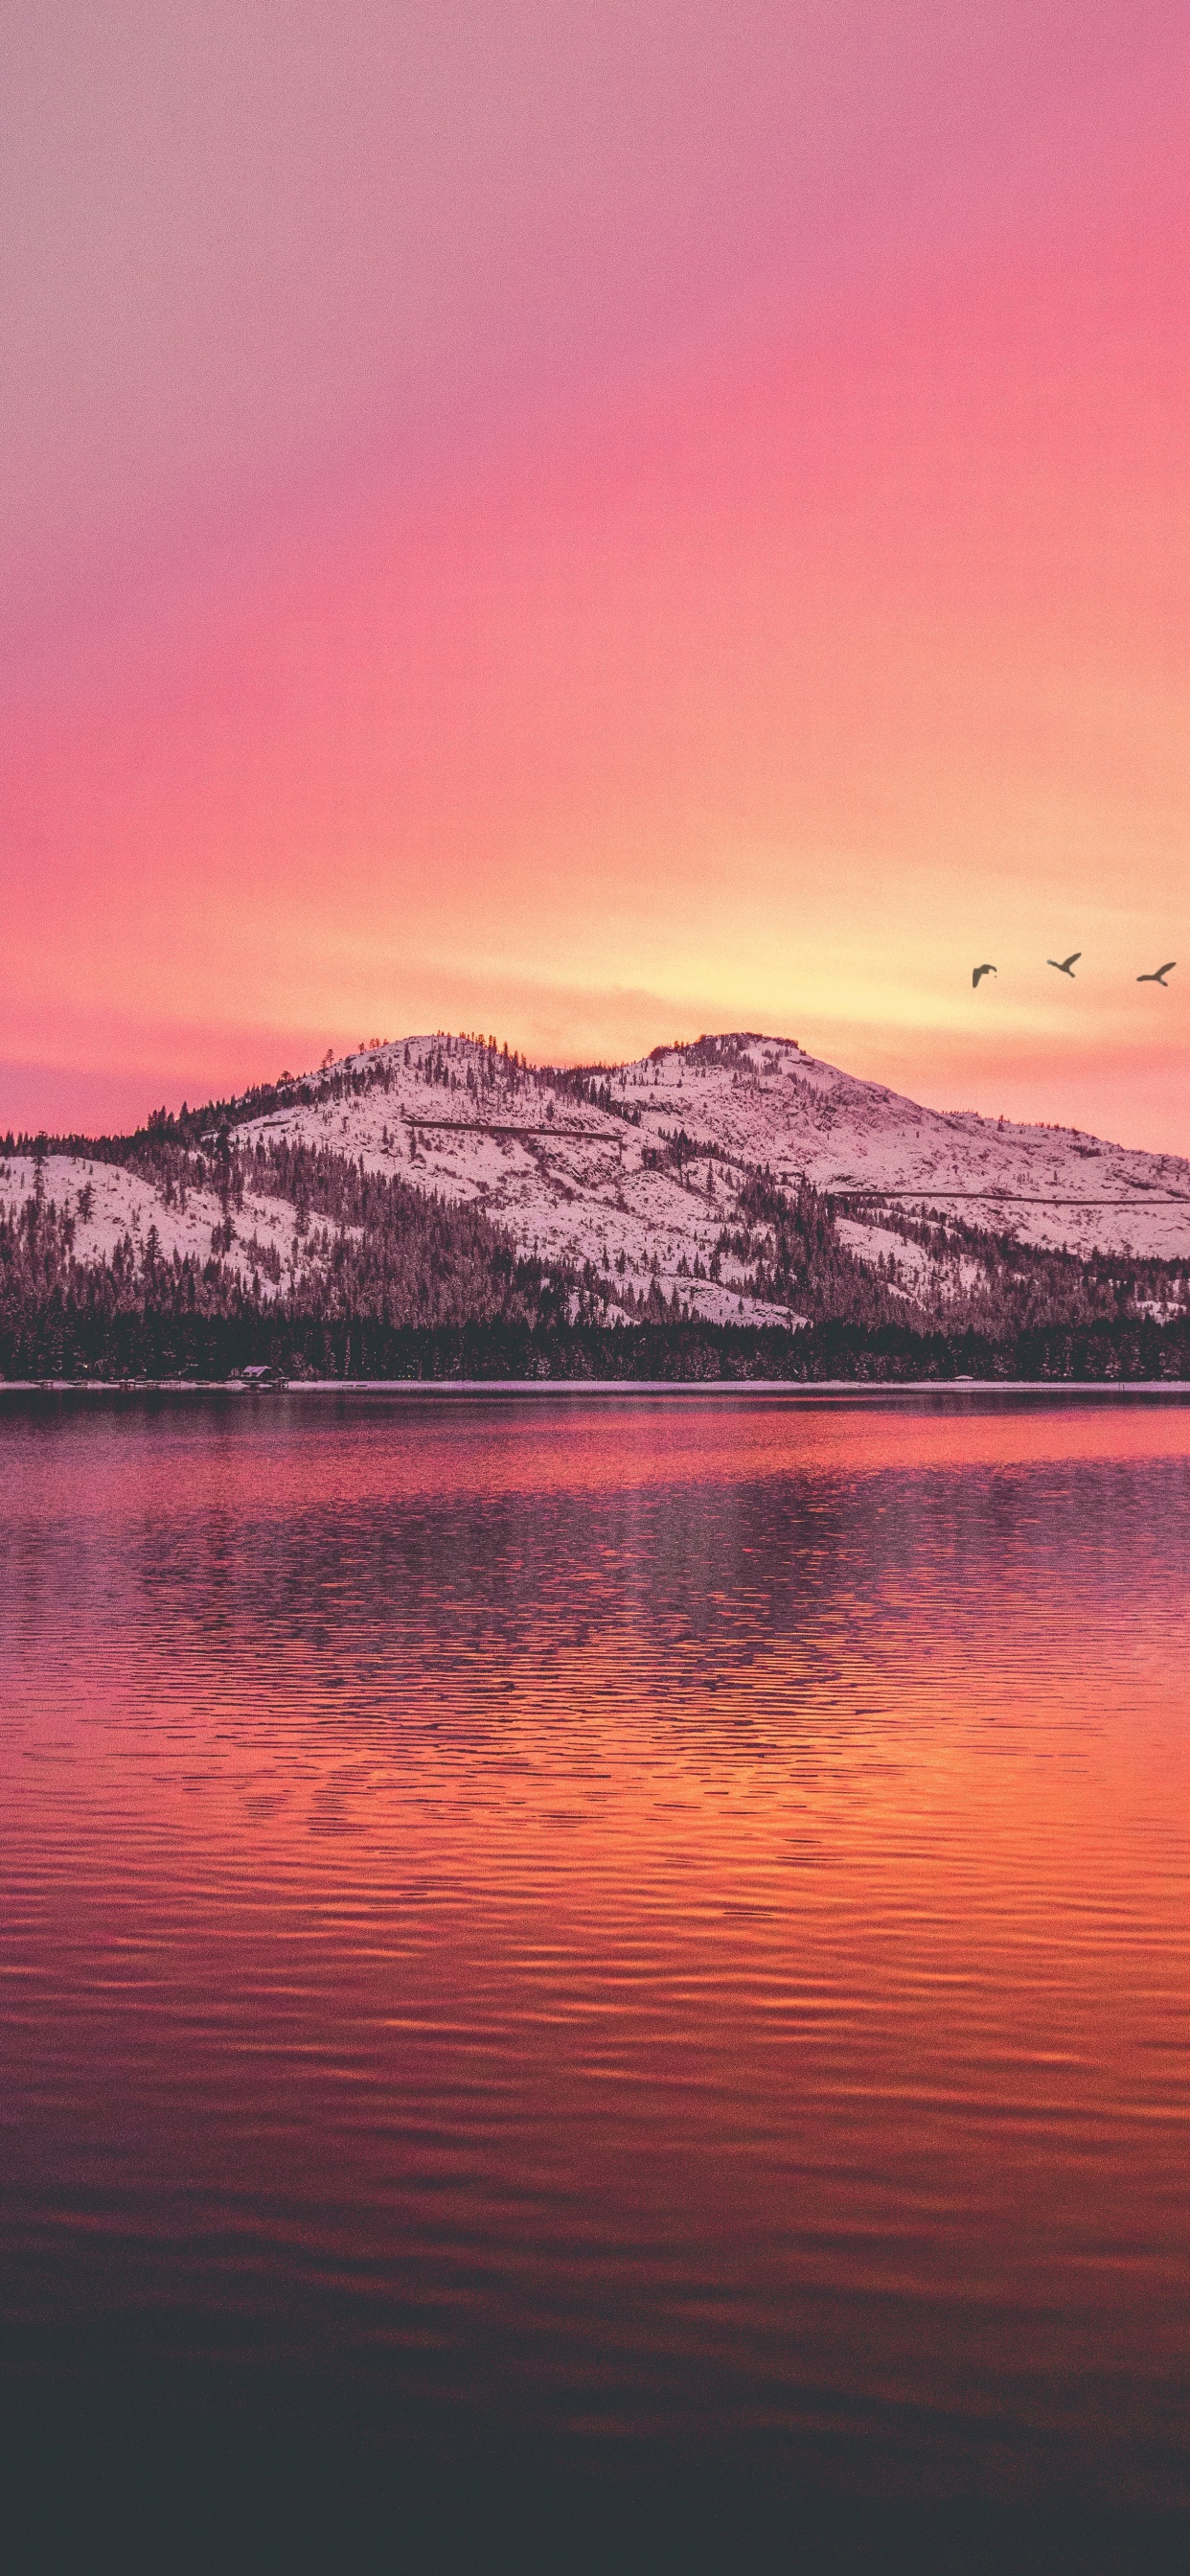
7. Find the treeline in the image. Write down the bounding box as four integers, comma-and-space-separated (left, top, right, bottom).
0, 1154, 569, 1380
6, 1282, 1190, 1386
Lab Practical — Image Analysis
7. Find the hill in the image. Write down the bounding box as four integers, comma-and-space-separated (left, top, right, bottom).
3, 1031, 1190, 1376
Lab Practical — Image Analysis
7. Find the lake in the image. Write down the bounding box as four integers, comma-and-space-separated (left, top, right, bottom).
2, 1390, 1189, 2571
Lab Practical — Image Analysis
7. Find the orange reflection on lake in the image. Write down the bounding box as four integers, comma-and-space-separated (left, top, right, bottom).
2, 1391, 1189, 2527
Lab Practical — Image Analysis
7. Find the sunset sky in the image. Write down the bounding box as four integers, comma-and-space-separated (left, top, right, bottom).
3, 3, 1187, 1144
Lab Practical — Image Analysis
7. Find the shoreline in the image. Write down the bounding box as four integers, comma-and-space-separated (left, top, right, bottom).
4, 1378, 1190, 1400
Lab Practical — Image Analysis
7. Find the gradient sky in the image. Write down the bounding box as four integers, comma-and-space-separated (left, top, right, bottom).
3, 3, 1187, 1142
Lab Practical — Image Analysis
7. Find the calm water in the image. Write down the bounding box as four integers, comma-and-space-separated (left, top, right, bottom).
3, 1390, 1190, 2568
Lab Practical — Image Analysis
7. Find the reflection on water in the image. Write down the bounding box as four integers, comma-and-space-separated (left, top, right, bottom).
2, 1392, 1189, 2551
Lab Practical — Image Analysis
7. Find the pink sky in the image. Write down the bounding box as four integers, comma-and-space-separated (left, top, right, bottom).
3, 3, 1188, 1143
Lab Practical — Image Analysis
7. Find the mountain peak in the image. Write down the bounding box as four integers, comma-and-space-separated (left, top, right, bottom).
7, 1032, 1189, 1340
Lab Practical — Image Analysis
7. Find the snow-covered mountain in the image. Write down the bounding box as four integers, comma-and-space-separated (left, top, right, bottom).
8, 1030, 1190, 1328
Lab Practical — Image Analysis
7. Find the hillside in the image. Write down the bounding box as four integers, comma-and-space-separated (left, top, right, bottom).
4, 1030, 1190, 1372
235, 1029, 1190, 1297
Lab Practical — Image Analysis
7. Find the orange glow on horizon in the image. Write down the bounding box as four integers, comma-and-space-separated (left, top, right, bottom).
3, 8, 1187, 1147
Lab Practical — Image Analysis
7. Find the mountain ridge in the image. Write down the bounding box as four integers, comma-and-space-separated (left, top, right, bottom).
5, 1030, 1189, 1342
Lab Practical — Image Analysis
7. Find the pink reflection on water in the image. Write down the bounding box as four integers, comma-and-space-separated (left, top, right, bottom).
2, 1394, 1189, 2506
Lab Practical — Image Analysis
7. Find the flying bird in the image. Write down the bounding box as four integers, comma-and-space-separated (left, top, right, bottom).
972, 964, 996, 988
1137, 962, 1177, 986
1047, 953, 1081, 977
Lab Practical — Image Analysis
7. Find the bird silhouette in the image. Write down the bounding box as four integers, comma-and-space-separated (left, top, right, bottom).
1047, 953, 1081, 977
972, 964, 996, 988
1137, 962, 1176, 986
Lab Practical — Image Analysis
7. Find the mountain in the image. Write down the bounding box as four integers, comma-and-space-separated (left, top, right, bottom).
4, 1032, 1190, 1368
240, 1026, 1190, 1297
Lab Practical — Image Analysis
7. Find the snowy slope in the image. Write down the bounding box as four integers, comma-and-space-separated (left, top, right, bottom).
12, 1030, 1190, 1327
0, 1152, 293, 1296
237, 1037, 790, 1324
237, 1030, 1190, 1315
